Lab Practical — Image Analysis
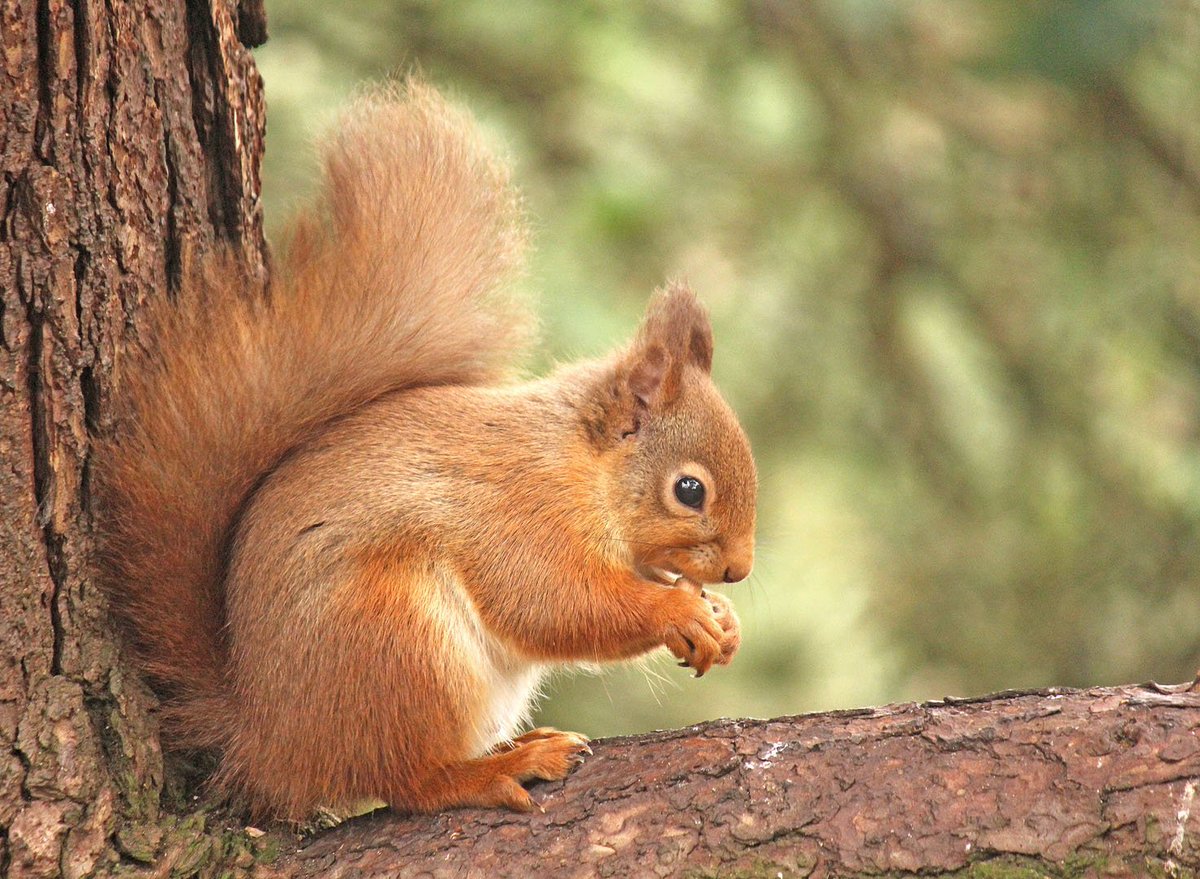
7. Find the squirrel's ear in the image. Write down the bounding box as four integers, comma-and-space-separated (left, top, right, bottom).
612, 284, 713, 420
593, 284, 713, 443
635, 283, 713, 377
627, 342, 670, 408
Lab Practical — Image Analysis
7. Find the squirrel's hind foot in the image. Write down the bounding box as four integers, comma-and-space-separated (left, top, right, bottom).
405, 730, 591, 813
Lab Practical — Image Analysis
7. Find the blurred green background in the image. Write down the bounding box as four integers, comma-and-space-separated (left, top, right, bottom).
254, 0, 1200, 737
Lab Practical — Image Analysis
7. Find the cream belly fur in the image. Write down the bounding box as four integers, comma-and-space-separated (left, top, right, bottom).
474, 640, 546, 754
434, 565, 546, 756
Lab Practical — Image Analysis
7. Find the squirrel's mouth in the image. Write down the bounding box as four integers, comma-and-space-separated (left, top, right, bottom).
643, 566, 684, 586
638, 565, 705, 590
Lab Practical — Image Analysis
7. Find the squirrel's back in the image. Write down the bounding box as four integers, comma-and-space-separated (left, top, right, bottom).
97, 81, 532, 741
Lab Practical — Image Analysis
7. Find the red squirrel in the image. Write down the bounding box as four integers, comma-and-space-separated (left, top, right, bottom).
97, 80, 757, 821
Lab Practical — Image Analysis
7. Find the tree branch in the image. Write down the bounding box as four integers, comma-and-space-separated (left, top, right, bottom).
259, 683, 1200, 878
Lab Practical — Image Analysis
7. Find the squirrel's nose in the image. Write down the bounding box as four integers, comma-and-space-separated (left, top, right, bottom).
721, 538, 754, 583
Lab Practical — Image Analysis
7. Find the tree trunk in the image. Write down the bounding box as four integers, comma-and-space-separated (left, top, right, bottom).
0, 1, 265, 876
262, 683, 1200, 879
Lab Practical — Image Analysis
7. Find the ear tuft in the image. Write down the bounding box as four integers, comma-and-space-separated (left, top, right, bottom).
688, 318, 714, 374
636, 282, 714, 375
600, 284, 715, 435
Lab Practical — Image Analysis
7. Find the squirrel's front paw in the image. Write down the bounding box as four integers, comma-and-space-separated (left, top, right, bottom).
662, 590, 727, 677
703, 589, 741, 667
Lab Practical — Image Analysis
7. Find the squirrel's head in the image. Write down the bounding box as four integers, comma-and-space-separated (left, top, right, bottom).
587, 283, 757, 587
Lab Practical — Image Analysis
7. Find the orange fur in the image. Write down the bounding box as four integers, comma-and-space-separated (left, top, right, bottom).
96, 80, 756, 821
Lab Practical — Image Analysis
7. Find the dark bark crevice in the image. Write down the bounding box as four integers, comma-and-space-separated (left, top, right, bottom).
184, 0, 238, 244
235, 0, 267, 49
33, 0, 54, 162
71, 0, 94, 126
160, 95, 185, 293
25, 306, 67, 680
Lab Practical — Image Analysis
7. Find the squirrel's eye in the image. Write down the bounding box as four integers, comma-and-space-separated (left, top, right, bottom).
674, 476, 705, 509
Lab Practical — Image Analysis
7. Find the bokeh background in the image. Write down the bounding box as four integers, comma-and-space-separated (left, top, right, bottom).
254, 0, 1200, 737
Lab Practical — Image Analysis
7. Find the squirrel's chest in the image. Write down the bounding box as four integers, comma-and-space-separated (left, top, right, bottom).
439, 572, 546, 754
472, 642, 545, 754
432, 562, 548, 755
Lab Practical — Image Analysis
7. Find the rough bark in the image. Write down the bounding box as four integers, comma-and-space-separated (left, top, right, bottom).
0, 2, 265, 877
261, 683, 1200, 879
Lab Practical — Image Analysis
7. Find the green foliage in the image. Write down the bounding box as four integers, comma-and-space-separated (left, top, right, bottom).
255, 1, 1200, 735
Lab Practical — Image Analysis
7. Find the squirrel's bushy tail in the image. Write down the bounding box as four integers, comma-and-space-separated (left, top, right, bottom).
97, 80, 531, 742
